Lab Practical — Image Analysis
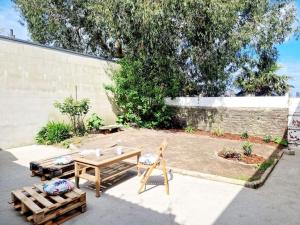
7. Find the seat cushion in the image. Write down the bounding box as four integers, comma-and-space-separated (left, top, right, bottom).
43, 179, 74, 196
53, 156, 74, 165
139, 153, 158, 165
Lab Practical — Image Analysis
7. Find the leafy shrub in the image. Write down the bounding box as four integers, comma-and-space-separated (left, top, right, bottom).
185, 126, 194, 133
258, 159, 274, 172
105, 57, 177, 129
240, 132, 249, 139
212, 126, 224, 137
272, 136, 288, 146
87, 113, 104, 132
242, 141, 253, 156
263, 134, 272, 143
219, 147, 241, 160
54, 97, 90, 135
36, 121, 72, 145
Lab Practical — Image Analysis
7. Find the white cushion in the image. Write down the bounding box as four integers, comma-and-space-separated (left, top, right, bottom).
139, 154, 158, 165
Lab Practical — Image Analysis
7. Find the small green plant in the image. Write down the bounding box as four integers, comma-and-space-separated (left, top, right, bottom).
263, 134, 272, 143
36, 121, 72, 145
212, 126, 224, 137
87, 113, 104, 132
240, 132, 249, 139
257, 159, 274, 172
185, 126, 194, 133
54, 97, 90, 135
242, 141, 253, 156
272, 135, 288, 146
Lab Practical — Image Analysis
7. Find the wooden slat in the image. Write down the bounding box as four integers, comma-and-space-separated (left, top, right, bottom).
102, 164, 136, 182
12, 190, 43, 213
64, 191, 78, 199
23, 187, 55, 209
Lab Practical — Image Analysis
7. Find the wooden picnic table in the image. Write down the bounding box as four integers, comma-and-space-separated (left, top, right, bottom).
74, 147, 141, 197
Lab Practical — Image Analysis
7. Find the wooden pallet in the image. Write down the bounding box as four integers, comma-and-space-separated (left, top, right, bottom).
30, 152, 80, 181
11, 183, 86, 225
98, 124, 122, 134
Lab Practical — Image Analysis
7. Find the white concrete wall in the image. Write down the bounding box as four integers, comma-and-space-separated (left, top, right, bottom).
0, 37, 117, 149
165, 96, 289, 108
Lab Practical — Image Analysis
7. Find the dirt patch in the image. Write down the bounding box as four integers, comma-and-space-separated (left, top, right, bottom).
218, 151, 265, 165
166, 129, 282, 147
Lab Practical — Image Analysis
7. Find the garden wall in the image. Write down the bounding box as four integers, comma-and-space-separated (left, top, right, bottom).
165, 96, 289, 137
0, 36, 117, 149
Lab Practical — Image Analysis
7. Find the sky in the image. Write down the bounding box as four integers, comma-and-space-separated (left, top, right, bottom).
0, 0, 300, 95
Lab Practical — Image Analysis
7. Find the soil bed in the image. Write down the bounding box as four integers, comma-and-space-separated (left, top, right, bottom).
218, 151, 265, 165
167, 129, 282, 148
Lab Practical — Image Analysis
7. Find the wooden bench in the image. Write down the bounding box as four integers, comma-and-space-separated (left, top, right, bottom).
11, 183, 86, 225
98, 125, 123, 134
30, 152, 81, 181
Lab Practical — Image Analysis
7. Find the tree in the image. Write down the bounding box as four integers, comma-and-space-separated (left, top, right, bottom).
15, 0, 297, 96
235, 50, 292, 96
14, 0, 298, 127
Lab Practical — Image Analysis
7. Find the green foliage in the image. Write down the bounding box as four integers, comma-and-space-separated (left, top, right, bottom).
240, 132, 249, 139
105, 57, 174, 128
185, 126, 195, 134
243, 141, 253, 156
36, 121, 72, 145
272, 136, 288, 146
263, 134, 272, 143
235, 60, 292, 96
15, 0, 298, 97
212, 126, 224, 137
54, 97, 89, 135
86, 113, 104, 132
258, 159, 274, 172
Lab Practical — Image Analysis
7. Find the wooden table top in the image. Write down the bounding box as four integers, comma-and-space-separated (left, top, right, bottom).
74, 147, 141, 167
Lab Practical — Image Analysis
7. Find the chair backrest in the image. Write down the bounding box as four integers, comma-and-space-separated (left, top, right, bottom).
157, 139, 168, 158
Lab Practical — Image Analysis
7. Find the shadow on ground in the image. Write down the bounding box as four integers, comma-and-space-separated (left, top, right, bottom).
0, 150, 179, 225
211, 152, 300, 225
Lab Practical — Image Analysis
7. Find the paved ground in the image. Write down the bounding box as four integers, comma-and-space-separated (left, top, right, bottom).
77, 128, 277, 180
1, 145, 300, 225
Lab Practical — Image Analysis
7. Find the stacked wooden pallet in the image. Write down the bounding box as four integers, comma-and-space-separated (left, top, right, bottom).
11, 183, 86, 225
30, 152, 80, 181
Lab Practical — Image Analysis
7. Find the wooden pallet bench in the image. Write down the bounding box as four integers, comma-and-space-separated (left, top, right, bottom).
30, 152, 81, 181
98, 124, 123, 134
11, 183, 86, 225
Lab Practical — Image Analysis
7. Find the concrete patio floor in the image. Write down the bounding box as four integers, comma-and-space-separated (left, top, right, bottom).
0, 145, 300, 225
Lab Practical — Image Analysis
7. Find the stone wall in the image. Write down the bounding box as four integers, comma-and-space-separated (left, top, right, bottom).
166, 97, 289, 137
0, 36, 118, 149
172, 106, 288, 137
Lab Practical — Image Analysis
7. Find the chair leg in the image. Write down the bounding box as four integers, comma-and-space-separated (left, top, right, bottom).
138, 164, 156, 194
140, 168, 150, 182
161, 159, 169, 195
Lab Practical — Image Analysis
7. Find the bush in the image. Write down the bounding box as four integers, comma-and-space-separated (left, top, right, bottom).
185, 126, 194, 133
272, 136, 288, 146
87, 113, 104, 132
105, 57, 177, 128
36, 121, 72, 145
263, 134, 272, 143
54, 97, 90, 135
212, 126, 224, 137
240, 132, 249, 139
242, 141, 253, 156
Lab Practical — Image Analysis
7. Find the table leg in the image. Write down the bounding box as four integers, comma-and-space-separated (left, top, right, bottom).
74, 162, 80, 188
95, 167, 101, 198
